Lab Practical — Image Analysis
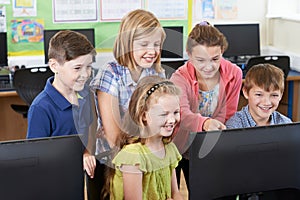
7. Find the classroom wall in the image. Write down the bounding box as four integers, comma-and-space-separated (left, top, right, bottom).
194, 0, 268, 48
265, 0, 300, 71
1, 0, 188, 68
5, 0, 300, 71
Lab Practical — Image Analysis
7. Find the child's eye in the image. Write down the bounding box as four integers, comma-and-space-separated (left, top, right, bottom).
174, 110, 180, 115
139, 42, 148, 47
255, 93, 262, 96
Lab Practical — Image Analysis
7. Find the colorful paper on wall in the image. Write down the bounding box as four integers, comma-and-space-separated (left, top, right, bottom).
11, 19, 44, 43
202, 0, 215, 19
0, 6, 6, 32
214, 0, 237, 19
13, 0, 37, 17
0, 0, 10, 4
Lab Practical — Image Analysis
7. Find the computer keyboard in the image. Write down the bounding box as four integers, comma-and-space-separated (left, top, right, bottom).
0, 75, 14, 91
0, 82, 14, 91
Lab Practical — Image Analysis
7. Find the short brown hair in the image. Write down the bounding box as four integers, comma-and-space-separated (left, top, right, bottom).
113, 9, 165, 72
186, 23, 228, 54
48, 30, 96, 64
243, 63, 285, 94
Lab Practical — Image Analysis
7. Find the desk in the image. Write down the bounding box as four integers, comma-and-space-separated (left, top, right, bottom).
238, 70, 300, 122
286, 70, 300, 121
0, 91, 27, 141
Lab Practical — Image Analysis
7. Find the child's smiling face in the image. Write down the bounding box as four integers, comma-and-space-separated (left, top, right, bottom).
142, 94, 180, 138
243, 85, 282, 125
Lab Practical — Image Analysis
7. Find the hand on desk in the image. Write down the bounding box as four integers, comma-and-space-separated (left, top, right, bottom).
83, 150, 96, 178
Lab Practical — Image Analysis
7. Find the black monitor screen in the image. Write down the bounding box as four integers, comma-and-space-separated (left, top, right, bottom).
189, 122, 300, 200
43, 29, 95, 64
214, 23, 260, 59
161, 26, 184, 59
0, 32, 8, 67
0, 135, 84, 200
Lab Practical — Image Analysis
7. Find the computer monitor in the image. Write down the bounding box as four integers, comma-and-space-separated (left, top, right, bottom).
0, 32, 8, 67
161, 26, 184, 59
0, 135, 84, 200
214, 23, 260, 63
43, 28, 95, 64
189, 122, 300, 200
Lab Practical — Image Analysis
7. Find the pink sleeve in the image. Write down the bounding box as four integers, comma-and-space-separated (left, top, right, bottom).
215, 63, 243, 123
170, 72, 209, 132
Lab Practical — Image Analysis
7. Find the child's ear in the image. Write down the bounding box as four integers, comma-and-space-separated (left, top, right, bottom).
142, 112, 148, 126
242, 87, 249, 99
48, 58, 59, 74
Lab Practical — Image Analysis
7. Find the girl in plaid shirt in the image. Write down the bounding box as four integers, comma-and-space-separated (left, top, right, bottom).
86, 9, 166, 200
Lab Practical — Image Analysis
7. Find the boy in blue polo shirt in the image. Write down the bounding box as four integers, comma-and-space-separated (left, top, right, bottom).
26, 30, 98, 179
226, 63, 292, 129
225, 64, 295, 200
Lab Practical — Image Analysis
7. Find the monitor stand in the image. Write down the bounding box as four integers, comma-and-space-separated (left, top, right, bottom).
238, 192, 263, 200
225, 56, 250, 64
247, 194, 259, 200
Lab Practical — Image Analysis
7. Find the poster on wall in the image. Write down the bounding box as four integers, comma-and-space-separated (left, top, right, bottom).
214, 0, 237, 19
145, 0, 187, 20
100, 0, 143, 21
0, 6, 7, 32
193, 0, 215, 20
193, 0, 238, 20
0, 0, 10, 4
11, 19, 44, 43
53, 0, 98, 22
13, 0, 37, 17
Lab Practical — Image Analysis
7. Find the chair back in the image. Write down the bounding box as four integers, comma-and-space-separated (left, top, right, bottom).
246, 55, 290, 79
13, 66, 54, 105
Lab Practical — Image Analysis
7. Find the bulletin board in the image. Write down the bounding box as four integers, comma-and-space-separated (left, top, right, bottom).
1, 0, 191, 57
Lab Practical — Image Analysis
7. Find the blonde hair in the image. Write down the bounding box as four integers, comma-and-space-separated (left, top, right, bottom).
186, 22, 228, 54
113, 9, 165, 72
243, 63, 285, 94
48, 30, 96, 64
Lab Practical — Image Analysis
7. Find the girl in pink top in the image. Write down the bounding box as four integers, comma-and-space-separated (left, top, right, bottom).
170, 21, 242, 190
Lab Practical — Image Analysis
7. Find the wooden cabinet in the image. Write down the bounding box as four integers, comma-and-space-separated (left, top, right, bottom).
0, 91, 27, 141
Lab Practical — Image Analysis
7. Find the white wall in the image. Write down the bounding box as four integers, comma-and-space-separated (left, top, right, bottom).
265, 0, 300, 71
193, 0, 268, 47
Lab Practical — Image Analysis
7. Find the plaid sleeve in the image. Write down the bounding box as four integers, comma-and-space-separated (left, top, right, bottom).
90, 64, 119, 97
